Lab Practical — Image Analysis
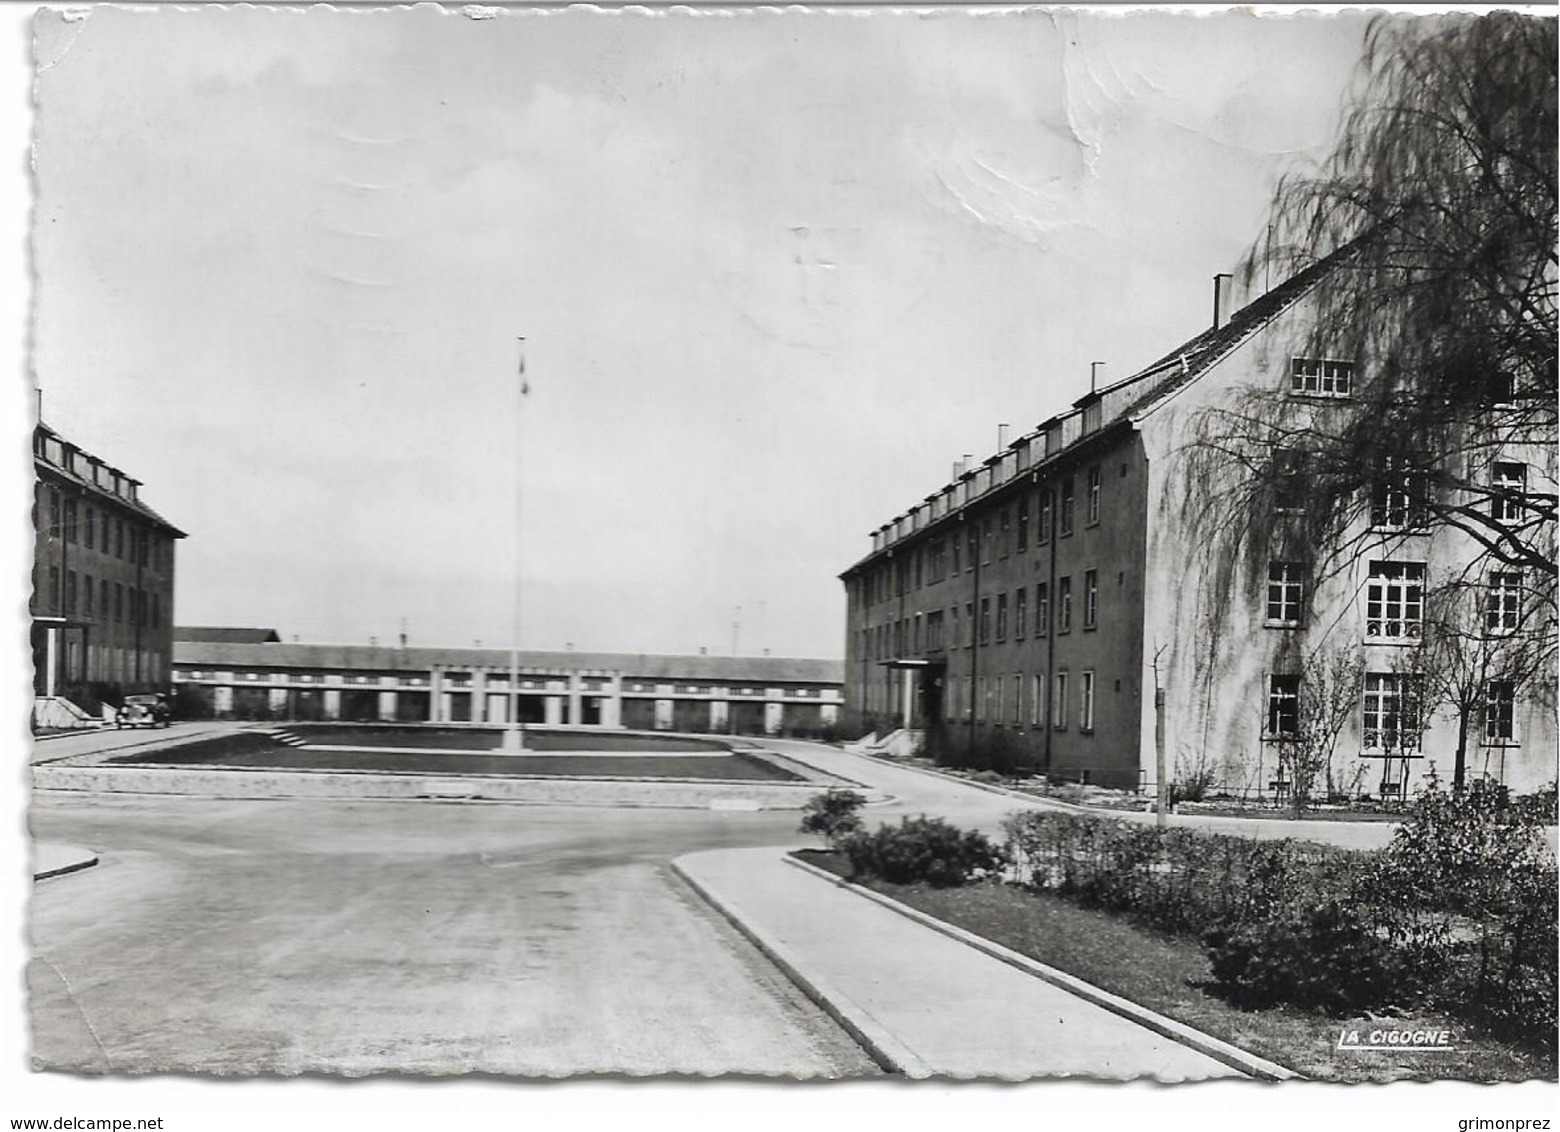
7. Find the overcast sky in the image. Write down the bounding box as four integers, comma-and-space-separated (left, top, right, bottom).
31, 5, 1373, 659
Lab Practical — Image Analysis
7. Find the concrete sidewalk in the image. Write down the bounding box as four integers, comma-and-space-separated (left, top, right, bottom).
674, 846, 1251, 1081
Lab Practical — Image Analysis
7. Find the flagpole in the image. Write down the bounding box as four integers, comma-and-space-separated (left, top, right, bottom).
503, 336, 527, 752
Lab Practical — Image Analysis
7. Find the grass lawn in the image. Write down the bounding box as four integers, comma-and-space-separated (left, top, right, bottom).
111, 733, 801, 781
795, 850, 1555, 1083
284, 725, 730, 753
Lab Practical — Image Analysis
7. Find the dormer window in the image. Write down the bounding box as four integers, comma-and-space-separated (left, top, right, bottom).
1290, 357, 1354, 398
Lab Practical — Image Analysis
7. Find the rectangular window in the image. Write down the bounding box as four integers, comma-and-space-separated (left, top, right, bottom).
978, 677, 988, 722
1365, 561, 1425, 640
982, 519, 993, 564
949, 607, 960, 652
114, 582, 123, 623
994, 676, 1003, 722
1086, 466, 1101, 526
1038, 491, 1052, 544
1486, 571, 1522, 633
1036, 583, 1049, 636
930, 540, 945, 582
84, 573, 94, 619
1054, 672, 1069, 730
1484, 680, 1515, 744
1058, 576, 1073, 633
1011, 675, 1023, 725
1031, 673, 1045, 727
1492, 462, 1526, 524
48, 566, 60, 611
1370, 458, 1427, 529
965, 602, 975, 648
1290, 357, 1354, 398
85, 507, 95, 550
1083, 569, 1099, 630
46, 487, 60, 538
1266, 562, 1305, 626
995, 593, 1008, 642
1060, 478, 1075, 536
1363, 673, 1422, 750
64, 570, 77, 614
967, 528, 978, 572
1015, 589, 1028, 640
64, 499, 78, 543
1274, 449, 1306, 514
98, 579, 108, 620
999, 509, 1011, 558
1080, 671, 1095, 733
952, 536, 962, 575
979, 597, 992, 645
153, 593, 161, 629
1267, 674, 1300, 738
1016, 498, 1029, 552
115, 519, 124, 558
927, 609, 944, 651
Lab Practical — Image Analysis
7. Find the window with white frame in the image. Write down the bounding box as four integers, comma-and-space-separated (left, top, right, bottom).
1015, 589, 1027, 640
1266, 562, 1305, 626
1060, 478, 1075, 536
996, 593, 1009, 642
1035, 583, 1049, 636
1038, 490, 1052, 544
1492, 462, 1526, 524
1290, 357, 1354, 398
1484, 679, 1515, 744
1053, 671, 1068, 730
1058, 576, 1072, 633
1031, 673, 1045, 727
1079, 671, 1094, 733
1362, 673, 1422, 750
1011, 675, 1022, 725
1486, 571, 1522, 633
1365, 561, 1424, 640
1370, 458, 1428, 529
1083, 569, 1099, 630
1266, 674, 1300, 738
1086, 466, 1101, 526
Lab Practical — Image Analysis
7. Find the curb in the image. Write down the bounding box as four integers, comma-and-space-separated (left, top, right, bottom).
669, 858, 932, 1079
783, 854, 1299, 1082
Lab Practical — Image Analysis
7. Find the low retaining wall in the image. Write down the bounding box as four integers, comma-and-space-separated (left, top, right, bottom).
31, 763, 848, 810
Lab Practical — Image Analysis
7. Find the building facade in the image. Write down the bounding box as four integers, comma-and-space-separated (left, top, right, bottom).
32, 422, 185, 723
172, 634, 844, 737
842, 266, 1557, 795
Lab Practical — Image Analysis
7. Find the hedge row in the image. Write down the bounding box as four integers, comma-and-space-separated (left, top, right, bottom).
1001, 784, 1557, 1051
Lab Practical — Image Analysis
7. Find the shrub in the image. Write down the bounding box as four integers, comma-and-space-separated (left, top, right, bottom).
797, 788, 867, 849
841, 815, 1007, 887
1203, 901, 1401, 1015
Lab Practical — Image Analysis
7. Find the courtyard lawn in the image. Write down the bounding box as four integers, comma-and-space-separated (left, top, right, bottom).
794, 850, 1554, 1083
110, 732, 802, 781
283, 724, 730, 753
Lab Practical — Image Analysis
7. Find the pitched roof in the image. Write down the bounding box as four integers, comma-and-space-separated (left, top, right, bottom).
172, 640, 844, 685
174, 626, 282, 644
34, 422, 187, 537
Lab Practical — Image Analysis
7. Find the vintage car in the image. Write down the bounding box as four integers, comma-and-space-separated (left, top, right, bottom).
115, 694, 171, 729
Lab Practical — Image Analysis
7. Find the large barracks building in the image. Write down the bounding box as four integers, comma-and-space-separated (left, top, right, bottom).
841, 261, 1556, 795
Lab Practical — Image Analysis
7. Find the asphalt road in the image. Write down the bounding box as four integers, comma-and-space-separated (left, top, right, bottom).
29, 794, 872, 1077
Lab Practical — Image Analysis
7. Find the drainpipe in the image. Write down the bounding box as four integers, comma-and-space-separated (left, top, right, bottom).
968, 517, 980, 751
1043, 482, 1058, 776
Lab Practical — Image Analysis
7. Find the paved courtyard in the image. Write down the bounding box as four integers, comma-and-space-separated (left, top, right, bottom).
30, 731, 1424, 1077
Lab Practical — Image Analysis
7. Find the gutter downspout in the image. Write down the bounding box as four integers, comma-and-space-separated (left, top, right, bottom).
1043, 482, 1059, 776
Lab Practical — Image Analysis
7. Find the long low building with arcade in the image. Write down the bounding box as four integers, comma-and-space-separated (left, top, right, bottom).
171, 628, 844, 737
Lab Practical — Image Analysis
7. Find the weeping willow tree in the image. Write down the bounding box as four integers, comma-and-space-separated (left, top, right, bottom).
1186, 11, 1557, 637
1261, 13, 1552, 566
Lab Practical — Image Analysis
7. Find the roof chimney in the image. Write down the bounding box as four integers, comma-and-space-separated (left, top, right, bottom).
1090, 361, 1105, 393
1213, 273, 1235, 330
997, 422, 1010, 448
